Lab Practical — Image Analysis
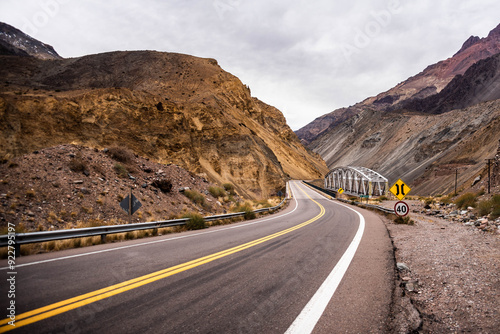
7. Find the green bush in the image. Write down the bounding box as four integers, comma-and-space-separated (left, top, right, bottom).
244, 210, 256, 220
223, 183, 235, 195
183, 213, 206, 230
454, 193, 477, 209
208, 186, 226, 198
440, 195, 453, 204
231, 202, 256, 220
394, 216, 414, 225
114, 163, 128, 178
470, 194, 500, 218
183, 190, 206, 207
256, 199, 272, 208
491, 207, 500, 220
231, 202, 252, 213
489, 195, 500, 219
477, 199, 492, 217
424, 197, 434, 206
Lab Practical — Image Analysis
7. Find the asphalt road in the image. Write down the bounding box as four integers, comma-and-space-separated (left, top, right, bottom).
0, 181, 394, 333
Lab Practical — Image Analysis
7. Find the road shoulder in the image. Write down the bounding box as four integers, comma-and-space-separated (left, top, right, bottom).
313, 203, 395, 333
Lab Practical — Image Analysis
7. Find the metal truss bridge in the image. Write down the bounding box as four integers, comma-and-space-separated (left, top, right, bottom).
324, 166, 388, 198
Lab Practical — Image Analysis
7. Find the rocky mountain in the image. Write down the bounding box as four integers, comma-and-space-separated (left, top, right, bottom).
0, 23, 328, 200
398, 53, 500, 114
0, 22, 61, 60
299, 24, 500, 196
297, 23, 500, 145
311, 99, 500, 195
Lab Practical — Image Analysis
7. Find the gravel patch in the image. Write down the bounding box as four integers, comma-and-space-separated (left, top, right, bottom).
382, 201, 500, 333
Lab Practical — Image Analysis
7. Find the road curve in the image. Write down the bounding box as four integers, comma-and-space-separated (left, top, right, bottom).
0, 181, 394, 333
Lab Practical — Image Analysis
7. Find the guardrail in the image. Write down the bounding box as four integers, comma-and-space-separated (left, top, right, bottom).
302, 181, 337, 198
302, 181, 394, 214
1, 196, 288, 256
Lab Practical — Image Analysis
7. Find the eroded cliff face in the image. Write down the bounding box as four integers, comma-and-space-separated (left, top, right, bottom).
310, 100, 500, 195
0, 51, 328, 198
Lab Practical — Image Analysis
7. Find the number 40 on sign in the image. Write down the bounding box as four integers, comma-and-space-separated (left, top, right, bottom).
394, 201, 409, 217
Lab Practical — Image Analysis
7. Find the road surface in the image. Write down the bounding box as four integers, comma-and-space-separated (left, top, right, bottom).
0, 181, 394, 333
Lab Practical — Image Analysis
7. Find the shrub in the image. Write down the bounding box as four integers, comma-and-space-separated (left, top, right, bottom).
424, 197, 434, 206
114, 163, 128, 178
394, 216, 414, 225
256, 199, 272, 208
477, 199, 492, 217
489, 195, 500, 219
454, 193, 477, 209
440, 195, 453, 205
231, 202, 256, 220
491, 207, 500, 220
244, 210, 256, 220
183, 190, 206, 207
183, 213, 206, 230
209, 186, 226, 198
223, 183, 235, 195
107, 147, 134, 163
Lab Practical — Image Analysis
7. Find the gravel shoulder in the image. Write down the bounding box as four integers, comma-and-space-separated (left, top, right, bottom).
381, 200, 500, 333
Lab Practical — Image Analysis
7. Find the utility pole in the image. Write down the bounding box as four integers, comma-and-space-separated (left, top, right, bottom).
455, 169, 458, 196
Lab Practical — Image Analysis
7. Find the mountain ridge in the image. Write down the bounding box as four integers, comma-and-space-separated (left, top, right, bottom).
302, 24, 500, 195
0, 22, 61, 60
0, 24, 328, 199
297, 23, 500, 145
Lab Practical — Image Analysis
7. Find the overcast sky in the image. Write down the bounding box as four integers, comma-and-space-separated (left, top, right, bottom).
1, 0, 499, 130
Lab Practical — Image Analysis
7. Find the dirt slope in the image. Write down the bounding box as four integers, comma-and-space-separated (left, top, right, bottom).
0, 50, 327, 199
0, 144, 240, 232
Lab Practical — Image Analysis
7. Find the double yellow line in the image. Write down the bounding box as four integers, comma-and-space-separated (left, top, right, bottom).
0, 186, 325, 332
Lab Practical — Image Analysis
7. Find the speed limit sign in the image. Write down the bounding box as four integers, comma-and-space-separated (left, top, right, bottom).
394, 201, 409, 217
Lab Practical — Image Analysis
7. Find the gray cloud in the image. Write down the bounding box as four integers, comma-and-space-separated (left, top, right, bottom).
1, 0, 499, 129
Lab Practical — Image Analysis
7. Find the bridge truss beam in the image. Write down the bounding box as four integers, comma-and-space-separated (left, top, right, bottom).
324, 166, 388, 198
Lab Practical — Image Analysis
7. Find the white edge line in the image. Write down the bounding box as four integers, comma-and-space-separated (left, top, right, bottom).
284, 197, 366, 334
0, 183, 299, 270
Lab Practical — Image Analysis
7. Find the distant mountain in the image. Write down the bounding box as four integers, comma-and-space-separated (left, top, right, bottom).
297, 23, 500, 145
399, 53, 500, 114
0, 22, 61, 59
298, 23, 500, 195
0, 24, 327, 199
